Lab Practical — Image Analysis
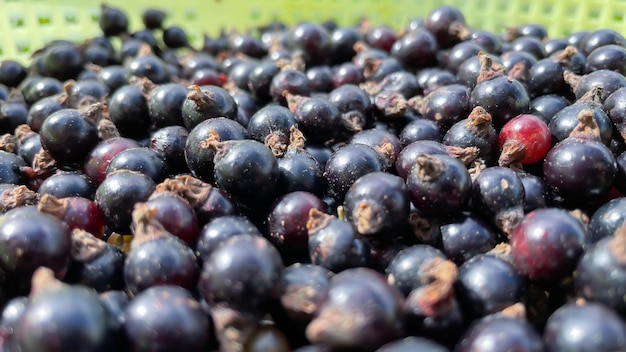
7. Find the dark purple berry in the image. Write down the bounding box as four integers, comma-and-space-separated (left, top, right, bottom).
124, 285, 211, 352
198, 234, 284, 315
544, 301, 626, 351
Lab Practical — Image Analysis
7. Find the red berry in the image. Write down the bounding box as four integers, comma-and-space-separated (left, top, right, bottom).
499, 114, 551, 164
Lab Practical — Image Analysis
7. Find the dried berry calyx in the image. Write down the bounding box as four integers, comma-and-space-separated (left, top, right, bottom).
446, 145, 479, 166
0, 133, 17, 152
306, 208, 334, 235
1, 185, 39, 213
414, 154, 445, 181
130, 202, 171, 248
37, 193, 67, 218
568, 109, 602, 141
476, 51, 506, 83
71, 228, 107, 262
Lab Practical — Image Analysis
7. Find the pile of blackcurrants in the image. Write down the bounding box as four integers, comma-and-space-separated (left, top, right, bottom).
0, 3, 626, 351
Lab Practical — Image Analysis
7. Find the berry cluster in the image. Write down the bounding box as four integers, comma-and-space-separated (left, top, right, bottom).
0, 4, 625, 352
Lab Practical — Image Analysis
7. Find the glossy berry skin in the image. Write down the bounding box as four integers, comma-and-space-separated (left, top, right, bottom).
439, 213, 498, 265
0, 210, 71, 295
327, 84, 372, 128
145, 192, 199, 246
391, 30, 438, 71
395, 141, 448, 180
67, 79, 108, 106
573, 69, 626, 103
229, 61, 257, 91
457, 52, 499, 85
343, 172, 409, 239
324, 144, 385, 201
65, 239, 126, 292
420, 84, 471, 130
17, 131, 42, 166
105, 147, 168, 183
308, 213, 371, 273
455, 254, 525, 320
0, 98, 27, 134
417, 67, 459, 95
278, 263, 333, 324
385, 244, 447, 297
247, 105, 297, 146
39, 108, 99, 167
588, 197, 626, 243
399, 118, 442, 145
529, 94, 571, 124
377, 337, 448, 352
548, 102, 613, 146
499, 114, 552, 164
456, 315, 544, 352
306, 268, 404, 350
182, 85, 238, 130
472, 166, 525, 231
124, 230, 198, 296
38, 172, 94, 200
195, 215, 261, 261
97, 65, 127, 93
0, 150, 26, 184
27, 95, 66, 133
332, 62, 365, 87
442, 112, 498, 164
349, 129, 403, 168
329, 26, 360, 64
518, 173, 547, 213
406, 153, 472, 217
365, 25, 397, 52
147, 83, 188, 127
270, 69, 311, 106
16, 284, 115, 352
290, 22, 331, 66
585, 44, 626, 74
198, 234, 284, 315
510, 208, 587, 281
162, 26, 189, 49
213, 139, 279, 207
378, 71, 421, 99
149, 126, 189, 175
84, 137, 140, 186
575, 235, 626, 313
543, 137, 617, 202
544, 302, 626, 352
41, 196, 106, 239
446, 42, 483, 74
184, 117, 247, 183
108, 85, 151, 140
470, 76, 530, 129
277, 148, 326, 197
604, 87, 626, 140
248, 62, 280, 102
293, 97, 341, 143
0, 60, 26, 87
528, 58, 572, 97
42, 44, 84, 82
0, 296, 28, 349
124, 286, 211, 352
579, 28, 626, 56
125, 54, 170, 85
21, 77, 63, 105
94, 170, 156, 233
268, 191, 326, 264
99, 4, 128, 36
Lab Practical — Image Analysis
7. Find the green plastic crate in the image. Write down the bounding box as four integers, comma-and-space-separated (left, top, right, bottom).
1, 0, 626, 64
